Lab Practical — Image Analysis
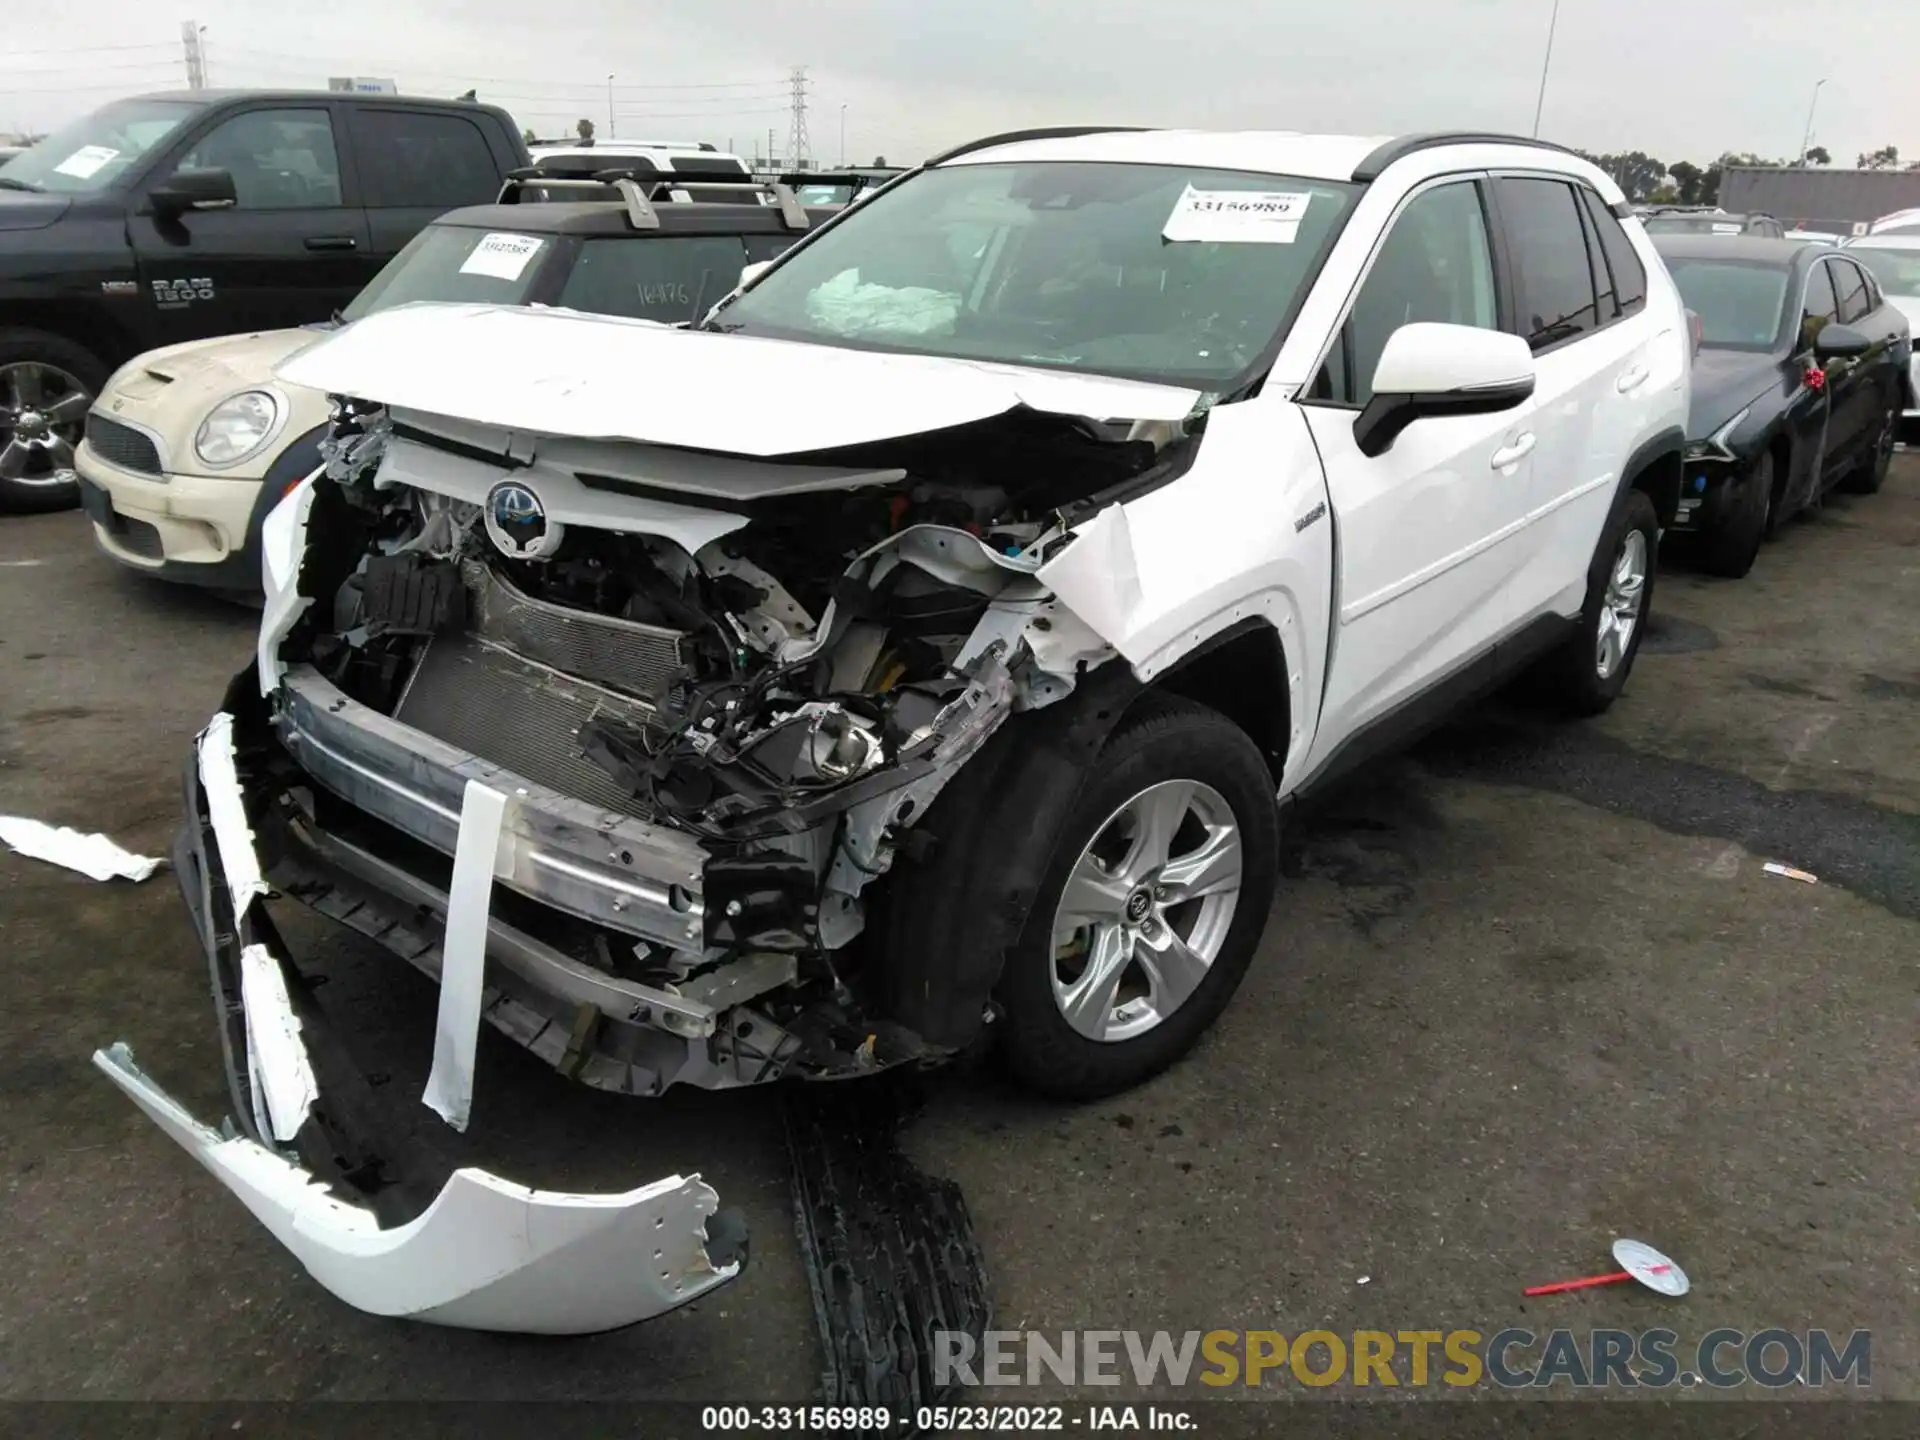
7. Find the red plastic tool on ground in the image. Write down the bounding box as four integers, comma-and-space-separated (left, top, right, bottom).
1525, 1240, 1689, 1297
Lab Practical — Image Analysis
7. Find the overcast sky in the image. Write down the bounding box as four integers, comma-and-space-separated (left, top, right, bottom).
3, 0, 1916, 169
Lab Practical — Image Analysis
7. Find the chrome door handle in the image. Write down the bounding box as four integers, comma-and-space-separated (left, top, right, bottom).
1490, 433, 1536, 469
1616, 363, 1650, 393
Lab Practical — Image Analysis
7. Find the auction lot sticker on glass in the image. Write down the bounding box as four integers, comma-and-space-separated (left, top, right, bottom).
460, 233, 546, 281
1163, 185, 1312, 243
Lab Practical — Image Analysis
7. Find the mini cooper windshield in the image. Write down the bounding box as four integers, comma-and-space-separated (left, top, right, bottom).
711, 161, 1359, 387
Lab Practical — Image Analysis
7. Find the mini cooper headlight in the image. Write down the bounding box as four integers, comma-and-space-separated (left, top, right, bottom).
194, 390, 282, 468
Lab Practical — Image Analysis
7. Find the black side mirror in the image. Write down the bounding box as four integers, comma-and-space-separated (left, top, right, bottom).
150, 167, 237, 217
1813, 320, 1871, 362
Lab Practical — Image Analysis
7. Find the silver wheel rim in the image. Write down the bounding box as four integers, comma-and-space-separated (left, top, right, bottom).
1048, 778, 1244, 1044
1595, 528, 1648, 680
0, 361, 90, 490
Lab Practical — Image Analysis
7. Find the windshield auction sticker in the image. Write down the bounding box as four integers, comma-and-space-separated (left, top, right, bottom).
459, 233, 546, 281
1163, 185, 1312, 243
52, 145, 120, 180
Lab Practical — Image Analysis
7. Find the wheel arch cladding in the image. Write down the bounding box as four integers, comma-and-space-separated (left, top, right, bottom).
877, 662, 1146, 1051
1624, 428, 1685, 528
1148, 617, 1292, 783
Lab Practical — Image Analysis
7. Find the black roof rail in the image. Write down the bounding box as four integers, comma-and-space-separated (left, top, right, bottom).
1350, 131, 1585, 182
923, 125, 1151, 168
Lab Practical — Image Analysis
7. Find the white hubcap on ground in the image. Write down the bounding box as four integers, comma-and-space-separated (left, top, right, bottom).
1049, 778, 1244, 1044
1595, 528, 1648, 680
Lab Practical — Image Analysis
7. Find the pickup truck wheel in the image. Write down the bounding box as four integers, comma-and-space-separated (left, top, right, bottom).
1696, 452, 1770, 579
0, 330, 105, 514
1533, 487, 1659, 717
994, 696, 1280, 1100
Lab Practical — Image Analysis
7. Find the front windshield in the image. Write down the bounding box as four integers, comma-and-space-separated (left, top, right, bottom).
0, 99, 201, 194
712, 161, 1360, 387
1664, 258, 1790, 351
1850, 246, 1920, 299
342, 224, 554, 321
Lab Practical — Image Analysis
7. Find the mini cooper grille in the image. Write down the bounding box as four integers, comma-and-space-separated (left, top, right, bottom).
85, 415, 163, 476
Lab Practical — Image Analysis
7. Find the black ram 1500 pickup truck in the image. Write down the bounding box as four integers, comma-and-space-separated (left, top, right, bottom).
0, 89, 529, 511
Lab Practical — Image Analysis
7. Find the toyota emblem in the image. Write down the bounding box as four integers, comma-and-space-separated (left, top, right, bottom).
483, 479, 564, 559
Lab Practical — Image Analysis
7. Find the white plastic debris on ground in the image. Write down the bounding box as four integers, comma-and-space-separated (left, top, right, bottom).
804, 268, 960, 338
0, 816, 163, 883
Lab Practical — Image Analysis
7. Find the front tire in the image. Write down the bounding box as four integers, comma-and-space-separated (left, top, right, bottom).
0, 329, 105, 514
1532, 487, 1659, 717
1696, 452, 1771, 578
994, 696, 1280, 1100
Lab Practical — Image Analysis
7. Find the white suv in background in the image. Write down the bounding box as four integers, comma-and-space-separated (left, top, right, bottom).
101, 127, 1691, 1336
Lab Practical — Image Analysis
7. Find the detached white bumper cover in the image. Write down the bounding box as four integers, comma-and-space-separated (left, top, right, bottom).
94, 1043, 738, 1333
92, 708, 741, 1335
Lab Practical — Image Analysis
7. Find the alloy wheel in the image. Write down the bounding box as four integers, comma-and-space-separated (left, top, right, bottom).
0, 361, 91, 490
1048, 778, 1244, 1044
1595, 528, 1648, 680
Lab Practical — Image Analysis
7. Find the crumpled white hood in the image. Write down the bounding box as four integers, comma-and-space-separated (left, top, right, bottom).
273, 302, 1206, 456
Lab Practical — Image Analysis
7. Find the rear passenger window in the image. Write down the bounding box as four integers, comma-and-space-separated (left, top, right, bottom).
1833, 260, 1873, 323
1315, 180, 1497, 405
1581, 189, 1648, 315
1799, 261, 1839, 351
557, 236, 749, 324
1495, 177, 1604, 350
347, 110, 499, 210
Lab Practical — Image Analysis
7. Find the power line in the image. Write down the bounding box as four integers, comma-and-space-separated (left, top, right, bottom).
0, 42, 176, 59
209, 47, 787, 92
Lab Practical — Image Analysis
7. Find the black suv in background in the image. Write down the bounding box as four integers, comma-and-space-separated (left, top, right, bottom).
0, 90, 529, 510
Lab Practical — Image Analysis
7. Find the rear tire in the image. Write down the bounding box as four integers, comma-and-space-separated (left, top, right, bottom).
0, 328, 106, 514
1532, 488, 1659, 717
993, 696, 1280, 1100
1696, 452, 1771, 578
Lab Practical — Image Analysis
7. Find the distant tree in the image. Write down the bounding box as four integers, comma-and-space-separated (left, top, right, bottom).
1858, 145, 1900, 170
872, 154, 887, 166
454, 88, 477, 102
1667, 160, 1708, 205
1804, 145, 1831, 166
1645, 184, 1679, 204
576, 117, 595, 142
523, 126, 537, 145
1584, 150, 1668, 202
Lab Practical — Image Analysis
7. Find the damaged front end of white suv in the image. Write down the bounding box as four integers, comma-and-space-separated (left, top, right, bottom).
95, 301, 1218, 1334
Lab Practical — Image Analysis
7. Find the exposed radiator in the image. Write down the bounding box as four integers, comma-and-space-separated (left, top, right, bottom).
394, 635, 653, 814
465, 561, 687, 702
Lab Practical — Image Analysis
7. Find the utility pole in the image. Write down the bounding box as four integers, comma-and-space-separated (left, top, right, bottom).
839, 103, 847, 167
607, 74, 615, 140
1530, 0, 1560, 139
1796, 78, 1827, 165
181, 20, 207, 91
786, 65, 810, 172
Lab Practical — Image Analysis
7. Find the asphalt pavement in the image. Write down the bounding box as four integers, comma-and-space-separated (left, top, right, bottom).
2, 459, 1915, 1406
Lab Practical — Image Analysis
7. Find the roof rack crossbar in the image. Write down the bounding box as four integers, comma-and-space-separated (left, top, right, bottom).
494, 171, 811, 231
923, 125, 1151, 168
1350, 131, 1584, 182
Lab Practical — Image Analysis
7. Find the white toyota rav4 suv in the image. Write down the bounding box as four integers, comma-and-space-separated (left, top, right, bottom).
98, 128, 1689, 1335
